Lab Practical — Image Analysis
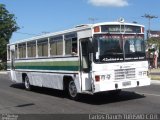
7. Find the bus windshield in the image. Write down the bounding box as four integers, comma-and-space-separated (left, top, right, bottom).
93, 34, 146, 63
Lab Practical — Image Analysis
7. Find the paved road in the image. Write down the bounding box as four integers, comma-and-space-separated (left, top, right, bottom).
0, 74, 160, 115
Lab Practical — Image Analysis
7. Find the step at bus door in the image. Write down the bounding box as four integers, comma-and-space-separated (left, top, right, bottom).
80, 38, 92, 91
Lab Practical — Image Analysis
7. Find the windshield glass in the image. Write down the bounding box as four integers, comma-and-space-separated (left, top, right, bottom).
93, 34, 145, 63
124, 36, 145, 60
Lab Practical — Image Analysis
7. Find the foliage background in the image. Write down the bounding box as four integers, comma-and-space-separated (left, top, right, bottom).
0, 4, 19, 70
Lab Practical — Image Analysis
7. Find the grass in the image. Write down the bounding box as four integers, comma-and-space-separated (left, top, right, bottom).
149, 75, 160, 80
149, 68, 160, 73
148, 68, 160, 80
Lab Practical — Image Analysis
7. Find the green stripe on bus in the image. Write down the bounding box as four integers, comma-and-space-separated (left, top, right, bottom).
14, 61, 79, 71
16, 61, 79, 67
15, 66, 79, 71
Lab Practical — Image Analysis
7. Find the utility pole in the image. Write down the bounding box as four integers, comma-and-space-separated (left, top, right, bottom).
142, 14, 158, 38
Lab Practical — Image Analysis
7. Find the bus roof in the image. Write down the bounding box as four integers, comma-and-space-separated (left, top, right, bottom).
9, 21, 144, 45
10, 24, 91, 45
93, 21, 144, 27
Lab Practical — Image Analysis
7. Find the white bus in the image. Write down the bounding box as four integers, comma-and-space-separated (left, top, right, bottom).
7, 21, 150, 100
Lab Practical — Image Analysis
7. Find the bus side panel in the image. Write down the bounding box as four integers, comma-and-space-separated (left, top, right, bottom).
12, 71, 81, 92
27, 72, 81, 92
28, 72, 63, 90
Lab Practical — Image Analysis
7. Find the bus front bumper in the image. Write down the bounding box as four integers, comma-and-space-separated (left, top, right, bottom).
93, 78, 151, 93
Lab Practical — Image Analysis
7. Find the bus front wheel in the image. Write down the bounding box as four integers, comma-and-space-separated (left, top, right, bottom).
68, 80, 79, 100
24, 75, 31, 91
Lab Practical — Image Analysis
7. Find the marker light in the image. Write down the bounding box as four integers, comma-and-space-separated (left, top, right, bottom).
141, 27, 144, 33
95, 75, 100, 82
94, 26, 100, 33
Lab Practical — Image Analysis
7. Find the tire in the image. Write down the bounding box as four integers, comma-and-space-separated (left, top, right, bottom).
67, 80, 79, 100
24, 75, 31, 91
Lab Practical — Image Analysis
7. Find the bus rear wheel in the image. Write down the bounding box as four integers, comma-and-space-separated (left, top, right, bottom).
68, 80, 79, 100
24, 75, 31, 91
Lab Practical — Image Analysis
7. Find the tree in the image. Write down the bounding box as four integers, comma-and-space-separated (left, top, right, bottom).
0, 4, 19, 62
147, 37, 160, 46
147, 37, 160, 53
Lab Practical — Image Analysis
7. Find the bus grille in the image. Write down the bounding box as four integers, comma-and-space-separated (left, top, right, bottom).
115, 68, 136, 80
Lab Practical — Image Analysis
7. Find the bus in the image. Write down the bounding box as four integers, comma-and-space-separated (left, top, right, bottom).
7, 21, 151, 100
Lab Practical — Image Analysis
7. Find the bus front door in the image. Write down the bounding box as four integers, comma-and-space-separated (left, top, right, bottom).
80, 39, 92, 92
11, 50, 15, 70
10, 49, 16, 81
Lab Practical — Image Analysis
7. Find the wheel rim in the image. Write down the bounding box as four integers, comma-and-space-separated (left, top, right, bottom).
25, 77, 30, 89
69, 81, 77, 98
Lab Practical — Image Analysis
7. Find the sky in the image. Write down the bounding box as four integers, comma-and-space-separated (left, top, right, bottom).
0, 0, 160, 43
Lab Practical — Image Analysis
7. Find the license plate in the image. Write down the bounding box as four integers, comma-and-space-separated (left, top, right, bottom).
122, 81, 131, 86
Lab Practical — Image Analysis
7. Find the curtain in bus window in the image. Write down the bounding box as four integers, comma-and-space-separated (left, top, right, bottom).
65, 39, 72, 55
27, 46, 31, 57
37, 40, 48, 57
27, 43, 36, 58
19, 44, 26, 58
32, 45, 36, 57
50, 41, 57, 55
38, 44, 43, 57
19, 47, 23, 58
22, 46, 26, 58
57, 40, 63, 55
38, 44, 42, 56
43, 43, 48, 56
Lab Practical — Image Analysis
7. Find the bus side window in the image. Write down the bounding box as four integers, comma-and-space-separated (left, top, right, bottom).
18, 43, 26, 59
65, 37, 78, 55
37, 39, 48, 57
27, 41, 36, 58
72, 38, 77, 55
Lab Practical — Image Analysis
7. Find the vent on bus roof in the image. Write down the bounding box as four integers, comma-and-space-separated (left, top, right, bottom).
75, 24, 89, 28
